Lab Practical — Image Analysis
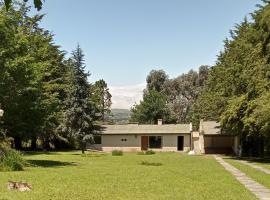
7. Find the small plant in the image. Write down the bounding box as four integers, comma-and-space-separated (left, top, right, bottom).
145, 150, 155, 155
112, 150, 123, 156
137, 150, 156, 155
140, 161, 162, 166
0, 144, 26, 171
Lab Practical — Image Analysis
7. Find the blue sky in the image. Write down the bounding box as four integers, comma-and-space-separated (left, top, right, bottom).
33, 0, 261, 108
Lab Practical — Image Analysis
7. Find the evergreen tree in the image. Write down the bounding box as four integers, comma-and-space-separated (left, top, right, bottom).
61, 45, 95, 154
92, 79, 112, 122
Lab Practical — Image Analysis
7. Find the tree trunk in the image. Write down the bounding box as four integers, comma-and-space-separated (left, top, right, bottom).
14, 136, 22, 150
81, 142, 86, 154
31, 137, 37, 150
43, 138, 50, 151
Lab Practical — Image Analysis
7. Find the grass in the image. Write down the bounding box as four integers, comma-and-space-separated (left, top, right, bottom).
0, 151, 256, 200
225, 157, 270, 189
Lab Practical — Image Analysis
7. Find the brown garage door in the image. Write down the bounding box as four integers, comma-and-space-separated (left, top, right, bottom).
204, 135, 234, 154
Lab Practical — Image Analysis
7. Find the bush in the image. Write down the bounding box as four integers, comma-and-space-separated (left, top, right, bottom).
140, 161, 162, 166
145, 150, 155, 155
112, 150, 123, 156
137, 150, 156, 155
0, 144, 26, 171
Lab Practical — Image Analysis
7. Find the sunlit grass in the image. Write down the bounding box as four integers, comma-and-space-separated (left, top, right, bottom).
0, 152, 255, 200
225, 157, 270, 189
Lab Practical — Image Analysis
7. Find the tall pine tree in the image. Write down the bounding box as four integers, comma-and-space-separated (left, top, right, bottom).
61, 45, 95, 153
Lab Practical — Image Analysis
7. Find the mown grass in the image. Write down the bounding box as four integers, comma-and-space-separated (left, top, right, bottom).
0, 152, 256, 200
225, 158, 270, 189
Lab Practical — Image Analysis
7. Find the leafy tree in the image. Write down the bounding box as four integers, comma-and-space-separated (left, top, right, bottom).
163, 66, 209, 123
92, 79, 112, 122
194, 1, 270, 155
3, 0, 43, 11
145, 69, 168, 93
0, 4, 44, 149
130, 90, 172, 124
61, 45, 95, 154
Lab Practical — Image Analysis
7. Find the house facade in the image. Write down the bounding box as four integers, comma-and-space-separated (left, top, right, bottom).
88, 120, 237, 154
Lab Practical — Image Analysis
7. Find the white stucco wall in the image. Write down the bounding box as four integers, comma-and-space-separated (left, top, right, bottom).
88, 134, 190, 152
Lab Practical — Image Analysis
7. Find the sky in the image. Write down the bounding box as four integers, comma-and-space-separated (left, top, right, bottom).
32, 0, 261, 109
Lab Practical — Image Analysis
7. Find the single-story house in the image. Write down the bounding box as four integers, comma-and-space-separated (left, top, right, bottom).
88, 119, 238, 154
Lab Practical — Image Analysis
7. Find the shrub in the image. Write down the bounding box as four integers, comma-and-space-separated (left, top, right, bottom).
137, 150, 156, 155
112, 150, 123, 156
145, 150, 155, 155
0, 144, 26, 171
140, 161, 162, 166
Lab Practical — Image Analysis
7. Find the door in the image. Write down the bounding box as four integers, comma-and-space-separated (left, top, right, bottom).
141, 136, 148, 151
177, 136, 184, 151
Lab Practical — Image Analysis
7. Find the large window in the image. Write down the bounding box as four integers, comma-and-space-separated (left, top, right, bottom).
149, 136, 162, 148
94, 135, 102, 144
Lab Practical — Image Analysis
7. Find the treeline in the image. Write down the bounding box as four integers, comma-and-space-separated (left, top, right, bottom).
131, 1, 270, 156
130, 66, 209, 125
0, 3, 111, 152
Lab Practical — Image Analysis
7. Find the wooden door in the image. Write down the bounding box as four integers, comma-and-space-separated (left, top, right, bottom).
141, 136, 148, 151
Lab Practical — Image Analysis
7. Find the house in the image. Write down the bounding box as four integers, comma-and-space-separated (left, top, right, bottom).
89, 119, 192, 152
194, 120, 237, 154
88, 119, 238, 154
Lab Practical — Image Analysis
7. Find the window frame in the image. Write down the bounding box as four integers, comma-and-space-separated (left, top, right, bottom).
149, 136, 162, 149
94, 135, 102, 144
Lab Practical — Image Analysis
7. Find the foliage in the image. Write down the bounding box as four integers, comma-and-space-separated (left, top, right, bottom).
60, 45, 95, 154
164, 66, 209, 123
0, 144, 26, 171
193, 1, 270, 154
130, 90, 172, 124
137, 150, 156, 155
3, 0, 43, 11
145, 69, 168, 93
92, 79, 112, 122
0, 3, 105, 152
111, 150, 123, 156
136, 67, 209, 125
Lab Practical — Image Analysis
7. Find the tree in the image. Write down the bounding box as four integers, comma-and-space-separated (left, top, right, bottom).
194, 1, 270, 155
130, 90, 172, 124
145, 69, 168, 93
3, 0, 43, 11
61, 45, 95, 154
92, 79, 112, 122
0, 4, 46, 149
163, 66, 209, 123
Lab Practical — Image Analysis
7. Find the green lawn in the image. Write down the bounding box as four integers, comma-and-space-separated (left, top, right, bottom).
225, 158, 270, 190
0, 152, 256, 200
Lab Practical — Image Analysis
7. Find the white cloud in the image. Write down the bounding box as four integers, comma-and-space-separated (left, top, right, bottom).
109, 83, 145, 109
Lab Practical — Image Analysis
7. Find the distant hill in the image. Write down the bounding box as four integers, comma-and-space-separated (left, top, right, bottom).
109, 109, 131, 124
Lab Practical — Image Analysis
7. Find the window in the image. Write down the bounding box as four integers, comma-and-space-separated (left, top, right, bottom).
149, 136, 162, 148
121, 138, 127, 141
94, 135, 102, 144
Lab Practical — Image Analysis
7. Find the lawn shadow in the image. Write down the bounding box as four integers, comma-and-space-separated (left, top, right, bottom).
27, 159, 77, 168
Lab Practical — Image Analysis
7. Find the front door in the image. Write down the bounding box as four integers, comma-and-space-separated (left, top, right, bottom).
177, 136, 184, 151
141, 136, 148, 151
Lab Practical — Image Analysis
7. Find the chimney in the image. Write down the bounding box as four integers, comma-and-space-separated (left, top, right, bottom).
158, 119, 163, 126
